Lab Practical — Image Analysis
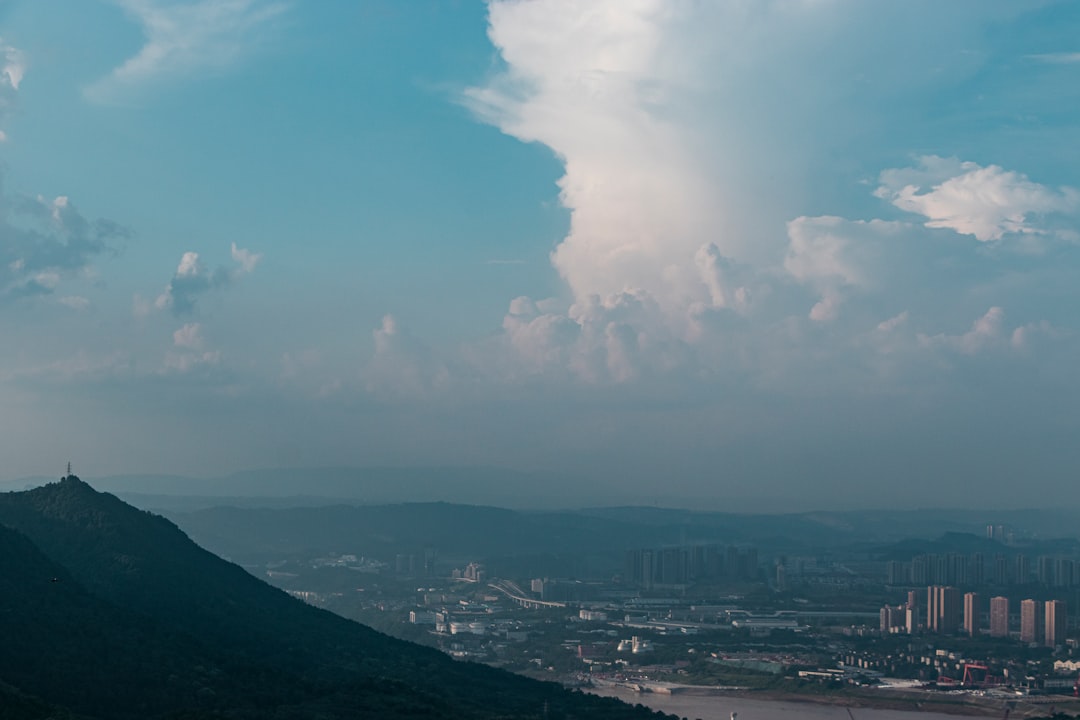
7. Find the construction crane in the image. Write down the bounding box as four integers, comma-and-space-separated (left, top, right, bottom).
962, 662, 989, 686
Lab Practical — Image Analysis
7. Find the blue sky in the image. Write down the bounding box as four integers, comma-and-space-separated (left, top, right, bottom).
1, 0, 1078, 509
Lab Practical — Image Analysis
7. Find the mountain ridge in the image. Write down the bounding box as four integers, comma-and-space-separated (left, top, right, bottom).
0, 476, 669, 720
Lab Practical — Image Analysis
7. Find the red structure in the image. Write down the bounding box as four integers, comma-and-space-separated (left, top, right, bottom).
961, 662, 988, 686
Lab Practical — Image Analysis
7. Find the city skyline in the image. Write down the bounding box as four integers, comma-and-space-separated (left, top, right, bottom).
1, 1, 1079, 508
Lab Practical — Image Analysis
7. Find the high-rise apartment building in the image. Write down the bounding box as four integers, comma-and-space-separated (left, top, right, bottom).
1016, 555, 1031, 584
1020, 599, 1044, 643
906, 605, 919, 635
1054, 559, 1074, 588
963, 592, 980, 636
1046, 600, 1067, 647
927, 585, 962, 634
911, 556, 929, 585
880, 605, 906, 633
989, 596, 1009, 638
993, 555, 1009, 585
886, 561, 904, 586
1038, 557, 1056, 586
971, 553, 985, 586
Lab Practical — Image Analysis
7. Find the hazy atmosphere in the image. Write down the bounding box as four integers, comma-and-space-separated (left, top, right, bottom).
2, 0, 1079, 509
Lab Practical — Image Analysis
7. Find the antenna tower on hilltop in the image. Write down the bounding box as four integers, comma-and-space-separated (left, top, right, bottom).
66, 461, 72, 478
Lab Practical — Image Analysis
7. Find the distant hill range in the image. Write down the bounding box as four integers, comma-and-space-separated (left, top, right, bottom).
6, 466, 600, 510
0, 476, 670, 720
156, 503, 1080, 586
164, 502, 1080, 564
5, 467, 1076, 533
5, 465, 936, 513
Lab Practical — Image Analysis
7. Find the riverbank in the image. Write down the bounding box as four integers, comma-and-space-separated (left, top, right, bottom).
588, 683, 1080, 719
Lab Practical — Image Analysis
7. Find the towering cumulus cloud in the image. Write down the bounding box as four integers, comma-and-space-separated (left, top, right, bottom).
464, 0, 1078, 385
467, 1, 740, 332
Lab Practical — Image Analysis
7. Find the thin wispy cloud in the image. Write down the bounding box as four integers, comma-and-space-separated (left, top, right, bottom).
84, 0, 288, 103
1027, 52, 1080, 64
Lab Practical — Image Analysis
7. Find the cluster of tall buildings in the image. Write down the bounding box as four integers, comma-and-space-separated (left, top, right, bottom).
886, 553, 1080, 589
451, 562, 486, 582
624, 544, 758, 589
880, 587, 1067, 647
1017, 598, 1067, 646
880, 588, 930, 635
927, 585, 963, 633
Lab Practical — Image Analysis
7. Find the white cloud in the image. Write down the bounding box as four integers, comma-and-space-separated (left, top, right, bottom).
465, 1, 1042, 332
58, 295, 91, 311
164, 325, 223, 377
919, 306, 1005, 354
0, 186, 127, 304
496, 291, 693, 385
694, 244, 750, 313
459, 1, 1080, 394
876, 156, 1080, 242
501, 297, 580, 376
0, 39, 25, 141
231, 242, 261, 273
876, 311, 909, 334
808, 289, 842, 323
176, 251, 202, 278
152, 245, 259, 315
32, 272, 60, 290
465, 2, 1050, 352
783, 216, 905, 322
365, 315, 449, 399
162, 349, 221, 374
867, 310, 912, 356
173, 322, 204, 349
1, 41, 25, 91
465, 0, 740, 329
785, 216, 869, 288
85, 0, 287, 103
1010, 320, 1065, 350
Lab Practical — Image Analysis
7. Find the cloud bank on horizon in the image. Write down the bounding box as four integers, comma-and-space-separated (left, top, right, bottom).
0, 0, 1078, 508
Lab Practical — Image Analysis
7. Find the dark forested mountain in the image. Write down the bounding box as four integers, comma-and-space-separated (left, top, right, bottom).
0, 477, 669, 720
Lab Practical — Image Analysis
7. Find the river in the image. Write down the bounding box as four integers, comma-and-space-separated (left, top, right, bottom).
590, 687, 998, 720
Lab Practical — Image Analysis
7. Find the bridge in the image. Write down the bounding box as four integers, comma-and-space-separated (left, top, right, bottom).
488, 579, 566, 609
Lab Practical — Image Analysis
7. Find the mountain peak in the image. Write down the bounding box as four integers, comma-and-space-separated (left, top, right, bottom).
59, 473, 88, 487
0, 479, 665, 720
25, 474, 121, 512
